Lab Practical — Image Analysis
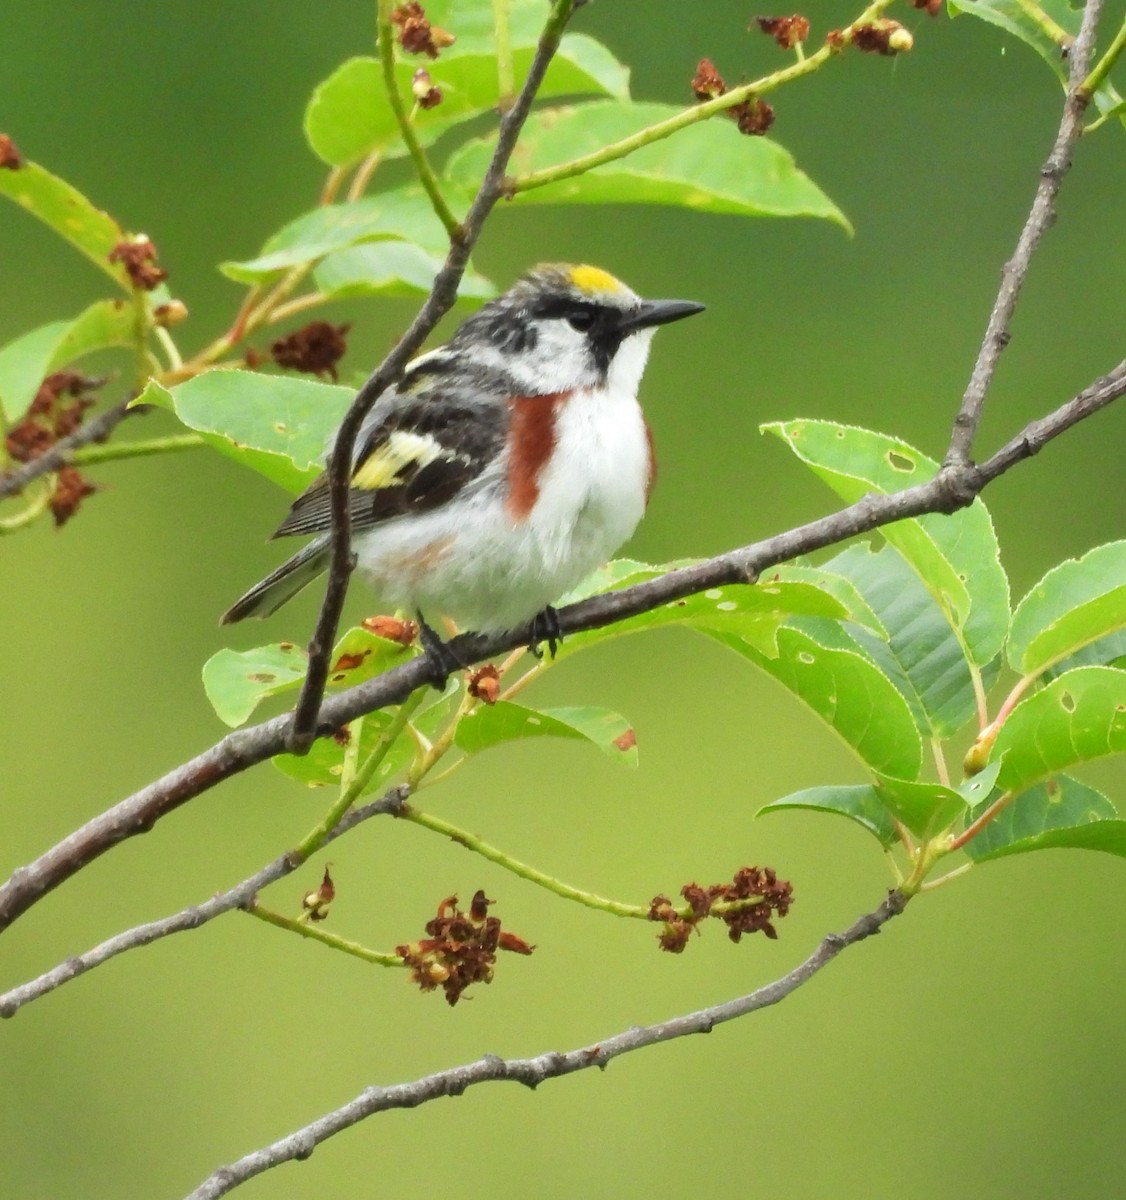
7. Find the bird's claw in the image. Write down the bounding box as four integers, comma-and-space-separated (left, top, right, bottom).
527, 605, 562, 660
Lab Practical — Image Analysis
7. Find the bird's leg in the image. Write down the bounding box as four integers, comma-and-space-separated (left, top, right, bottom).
417, 613, 466, 690
526, 605, 563, 660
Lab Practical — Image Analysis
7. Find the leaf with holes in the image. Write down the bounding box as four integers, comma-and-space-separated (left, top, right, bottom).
764, 420, 1010, 667
304, 22, 628, 168
0, 158, 133, 288
991, 667, 1126, 792
757, 784, 898, 847
455, 702, 638, 766
707, 625, 923, 779
820, 544, 985, 738
1008, 541, 1126, 678
146, 370, 352, 492
446, 101, 849, 228
0, 300, 138, 421
872, 775, 966, 841
221, 188, 455, 284
947, 0, 1126, 128
964, 775, 1126, 861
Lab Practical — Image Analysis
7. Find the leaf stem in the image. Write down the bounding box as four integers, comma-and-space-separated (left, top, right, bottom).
493, 0, 515, 107
1081, 19, 1126, 97
377, 0, 461, 237
1012, 0, 1073, 48
346, 150, 384, 203
68, 433, 206, 466
930, 738, 951, 788
0, 482, 52, 533
511, 0, 898, 195
247, 902, 404, 966
295, 687, 427, 860
948, 790, 1015, 852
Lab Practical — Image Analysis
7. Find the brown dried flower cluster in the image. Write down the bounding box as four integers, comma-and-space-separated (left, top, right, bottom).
467, 663, 501, 705
910, 0, 942, 14
397, 891, 534, 1006
391, 2, 455, 59
301, 865, 336, 923
690, 58, 775, 136
754, 15, 811, 49
108, 237, 168, 290
361, 614, 419, 646
411, 67, 443, 110
4, 372, 103, 526
270, 321, 351, 382
850, 20, 914, 55
0, 133, 23, 170
649, 866, 793, 953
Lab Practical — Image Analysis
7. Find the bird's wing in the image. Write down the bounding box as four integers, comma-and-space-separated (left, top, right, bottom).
272, 368, 508, 539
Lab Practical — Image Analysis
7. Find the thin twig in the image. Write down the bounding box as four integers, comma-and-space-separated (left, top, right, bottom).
183, 890, 909, 1199
0, 398, 140, 500
287, 0, 580, 754
945, 0, 1104, 466
0, 787, 409, 1018
1, 360, 1120, 936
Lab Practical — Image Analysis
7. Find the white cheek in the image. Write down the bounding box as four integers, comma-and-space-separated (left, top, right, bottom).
507, 323, 601, 393
609, 330, 655, 398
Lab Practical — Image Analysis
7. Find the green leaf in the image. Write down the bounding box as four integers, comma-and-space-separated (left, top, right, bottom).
1008, 541, 1126, 677
947, 0, 1126, 126
304, 27, 628, 168
203, 627, 415, 727
149, 370, 352, 492
454, 702, 638, 766
872, 775, 966, 841
757, 784, 898, 848
772, 563, 887, 639
1046, 629, 1126, 679
707, 625, 923, 779
313, 240, 495, 301
445, 101, 849, 228
221, 188, 454, 284
764, 420, 1010, 667
203, 642, 310, 727
0, 158, 131, 288
991, 666, 1126, 792
964, 775, 1126, 862
0, 300, 136, 421
822, 544, 982, 739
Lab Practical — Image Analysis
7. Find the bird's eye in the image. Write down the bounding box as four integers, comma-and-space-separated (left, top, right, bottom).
566, 309, 596, 333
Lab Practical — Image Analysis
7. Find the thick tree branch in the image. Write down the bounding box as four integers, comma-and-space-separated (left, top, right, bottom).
288, 0, 580, 753
0, 397, 139, 499
0, 363, 1120, 936
945, 0, 1103, 466
0, 787, 409, 1019
183, 890, 909, 1199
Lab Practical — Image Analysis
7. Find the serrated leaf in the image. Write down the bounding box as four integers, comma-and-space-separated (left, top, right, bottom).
707, 625, 923, 779
947, 0, 1126, 126
757, 784, 898, 847
151, 370, 352, 492
304, 26, 628, 168
1008, 541, 1126, 677
772, 563, 887, 639
822, 544, 982, 738
0, 158, 131, 288
455, 702, 638, 766
313, 240, 495, 301
203, 642, 310, 727
958, 758, 1005, 808
765, 420, 1010, 667
445, 101, 849, 228
221, 188, 453, 284
873, 774, 966, 840
1046, 629, 1126, 679
964, 775, 1126, 861
0, 299, 136, 421
991, 666, 1126, 792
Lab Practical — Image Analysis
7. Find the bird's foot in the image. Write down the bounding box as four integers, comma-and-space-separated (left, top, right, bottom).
526, 605, 563, 660
417, 617, 465, 690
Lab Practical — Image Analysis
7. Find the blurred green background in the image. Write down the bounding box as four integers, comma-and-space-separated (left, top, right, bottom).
2, 3, 1124, 1198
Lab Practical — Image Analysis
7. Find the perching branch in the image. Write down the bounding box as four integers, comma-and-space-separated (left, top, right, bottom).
183, 889, 909, 1200
944, 0, 1103, 467
287, 0, 581, 754
1, 358, 1121, 937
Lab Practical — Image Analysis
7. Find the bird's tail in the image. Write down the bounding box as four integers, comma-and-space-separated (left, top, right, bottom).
220, 537, 331, 625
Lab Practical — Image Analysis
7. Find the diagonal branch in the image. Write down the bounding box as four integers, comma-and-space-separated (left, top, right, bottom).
945, 0, 1104, 467
287, 0, 580, 754
183, 890, 909, 1199
0, 787, 410, 1019
0, 360, 1121, 936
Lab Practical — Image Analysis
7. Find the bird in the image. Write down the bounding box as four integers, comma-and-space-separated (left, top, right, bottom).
221, 263, 705, 681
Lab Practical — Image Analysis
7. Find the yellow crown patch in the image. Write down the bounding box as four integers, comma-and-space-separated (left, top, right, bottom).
568, 264, 625, 296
